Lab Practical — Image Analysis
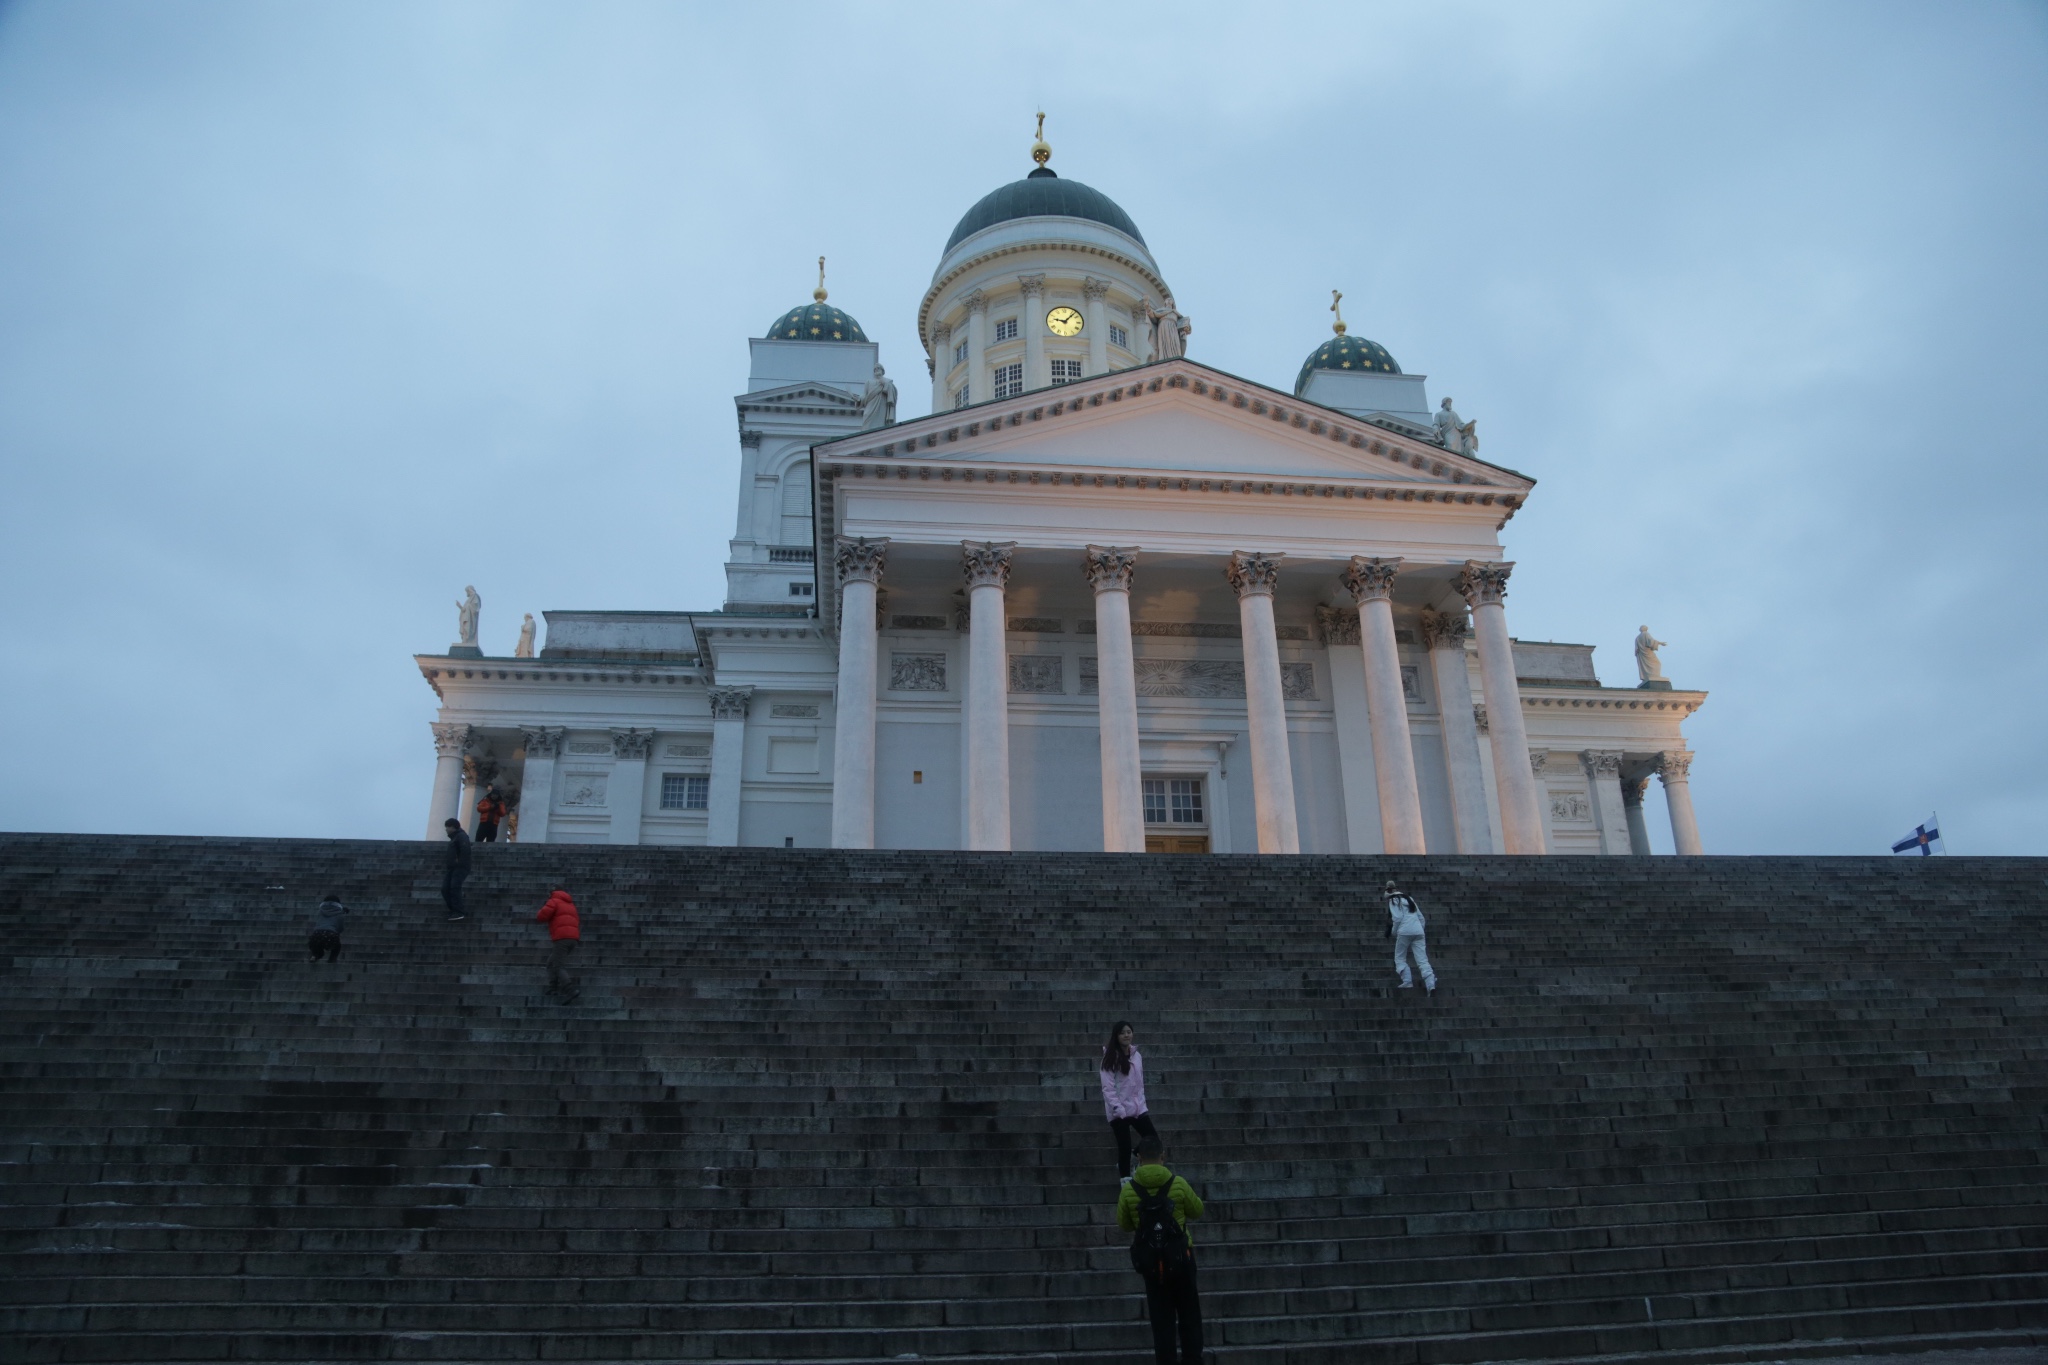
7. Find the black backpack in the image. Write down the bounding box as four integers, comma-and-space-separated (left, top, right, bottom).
1129, 1172, 1191, 1278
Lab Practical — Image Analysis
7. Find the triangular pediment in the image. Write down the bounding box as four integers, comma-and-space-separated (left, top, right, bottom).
740, 382, 864, 414
814, 359, 1530, 492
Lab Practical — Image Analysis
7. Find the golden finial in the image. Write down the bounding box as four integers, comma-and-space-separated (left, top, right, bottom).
814, 255, 827, 303
1030, 110, 1051, 166
1330, 288, 1347, 335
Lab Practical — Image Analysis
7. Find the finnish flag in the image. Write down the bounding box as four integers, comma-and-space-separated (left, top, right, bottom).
1891, 815, 1944, 857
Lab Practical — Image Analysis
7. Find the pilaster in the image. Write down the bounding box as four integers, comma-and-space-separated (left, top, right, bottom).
518, 727, 564, 845
1580, 749, 1629, 856
707, 688, 752, 847
607, 728, 653, 846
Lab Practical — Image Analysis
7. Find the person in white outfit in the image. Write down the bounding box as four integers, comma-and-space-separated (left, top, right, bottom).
1099, 1020, 1157, 1181
1385, 879, 1437, 998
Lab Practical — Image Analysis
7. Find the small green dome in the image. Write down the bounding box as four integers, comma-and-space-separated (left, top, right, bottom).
765, 301, 868, 343
1294, 332, 1401, 394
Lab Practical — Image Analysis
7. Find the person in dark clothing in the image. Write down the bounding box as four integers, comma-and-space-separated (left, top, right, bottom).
475, 786, 507, 843
441, 819, 471, 921
1116, 1134, 1206, 1364
308, 893, 348, 962
536, 887, 581, 1002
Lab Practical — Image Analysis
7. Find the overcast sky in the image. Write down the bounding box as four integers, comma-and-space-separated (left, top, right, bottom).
2, 1, 2043, 854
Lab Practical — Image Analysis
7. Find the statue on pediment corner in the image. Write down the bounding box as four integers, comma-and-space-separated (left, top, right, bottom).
1434, 397, 1478, 457
1634, 626, 1667, 684
456, 586, 481, 647
515, 613, 536, 659
860, 364, 898, 430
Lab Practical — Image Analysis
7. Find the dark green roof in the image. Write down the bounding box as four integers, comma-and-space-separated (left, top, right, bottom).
765, 301, 868, 343
1294, 333, 1402, 394
944, 168, 1146, 253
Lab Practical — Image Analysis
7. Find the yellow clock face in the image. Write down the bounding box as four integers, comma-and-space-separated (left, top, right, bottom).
1046, 305, 1084, 337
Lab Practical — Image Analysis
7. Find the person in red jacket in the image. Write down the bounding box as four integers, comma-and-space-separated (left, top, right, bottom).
536, 887, 581, 1003
474, 786, 507, 843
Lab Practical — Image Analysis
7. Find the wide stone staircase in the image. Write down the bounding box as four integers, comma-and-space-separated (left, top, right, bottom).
1, 834, 2045, 1364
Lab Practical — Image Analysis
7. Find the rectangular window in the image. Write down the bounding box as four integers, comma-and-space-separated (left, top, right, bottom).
1050, 359, 1083, 384
993, 362, 1024, 399
788, 581, 813, 597
993, 317, 1018, 342
660, 773, 709, 811
1109, 324, 1129, 349
1142, 777, 1205, 825
954, 385, 970, 409
954, 339, 968, 366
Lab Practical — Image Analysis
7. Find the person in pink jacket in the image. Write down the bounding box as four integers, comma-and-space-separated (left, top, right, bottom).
1100, 1020, 1157, 1181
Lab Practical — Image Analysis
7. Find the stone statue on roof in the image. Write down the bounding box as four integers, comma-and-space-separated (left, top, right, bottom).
1635, 626, 1667, 684
860, 363, 897, 430
1142, 296, 1190, 361
515, 613, 536, 659
456, 586, 481, 648
1435, 397, 1478, 457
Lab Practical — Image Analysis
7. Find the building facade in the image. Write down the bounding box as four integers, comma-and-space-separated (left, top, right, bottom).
416, 140, 1706, 856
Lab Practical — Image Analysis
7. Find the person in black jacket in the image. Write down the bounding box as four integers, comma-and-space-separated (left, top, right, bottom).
441, 818, 471, 921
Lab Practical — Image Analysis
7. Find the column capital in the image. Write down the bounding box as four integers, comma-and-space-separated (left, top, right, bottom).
738, 429, 763, 449
1226, 550, 1283, 599
521, 726, 565, 759
835, 535, 889, 585
1472, 704, 1489, 734
1082, 544, 1138, 592
962, 540, 1015, 591
1016, 272, 1046, 299
1621, 774, 1648, 808
1081, 276, 1111, 302
1342, 555, 1402, 604
1418, 607, 1471, 650
1529, 750, 1550, 776
1658, 750, 1695, 784
962, 289, 988, 315
611, 728, 654, 760
432, 722, 473, 758
932, 321, 952, 344
1314, 604, 1361, 647
707, 687, 753, 722
1455, 559, 1515, 607
1580, 749, 1623, 779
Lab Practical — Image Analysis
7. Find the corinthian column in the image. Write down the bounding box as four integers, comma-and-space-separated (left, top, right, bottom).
1227, 551, 1300, 854
1658, 751, 1704, 855
1621, 774, 1653, 856
518, 727, 563, 844
1085, 545, 1144, 852
1420, 609, 1492, 853
929, 324, 951, 413
1456, 560, 1547, 854
831, 536, 888, 849
706, 688, 751, 847
1343, 556, 1426, 855
426, 722, 470, 840
1019, 274, 1047, 392
962, 541, 1016, 850
963, 290, 989, 407
1082, 278, 1110, 376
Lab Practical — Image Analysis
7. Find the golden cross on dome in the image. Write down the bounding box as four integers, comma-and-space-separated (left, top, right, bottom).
814, 256, 827, 303
1031, 111, 1051, 166
1330, 289, 1347, 336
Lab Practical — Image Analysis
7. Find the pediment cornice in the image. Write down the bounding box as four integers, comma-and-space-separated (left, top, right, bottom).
816, 358, 1533, 493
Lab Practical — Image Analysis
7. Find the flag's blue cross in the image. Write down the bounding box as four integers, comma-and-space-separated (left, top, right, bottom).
1892, 824, 1940, 856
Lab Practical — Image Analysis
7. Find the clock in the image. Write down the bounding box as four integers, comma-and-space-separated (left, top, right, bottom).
1045, 305, 1084, 337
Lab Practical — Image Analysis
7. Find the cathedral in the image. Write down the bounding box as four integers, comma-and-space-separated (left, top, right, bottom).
416, 129, 1706, 857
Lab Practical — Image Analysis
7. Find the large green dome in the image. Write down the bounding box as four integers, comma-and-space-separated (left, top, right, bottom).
765, 300, 868, 343
1294, 332, 1402, 394
944, 168, 1146, 254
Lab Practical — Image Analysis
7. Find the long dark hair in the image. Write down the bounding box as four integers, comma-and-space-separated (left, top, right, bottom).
1100, 1020, 1133, 1075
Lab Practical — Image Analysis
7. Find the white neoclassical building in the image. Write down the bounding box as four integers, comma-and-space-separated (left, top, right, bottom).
416, 134, 1706, 856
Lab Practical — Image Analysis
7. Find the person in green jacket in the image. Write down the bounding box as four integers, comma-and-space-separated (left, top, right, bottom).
1115, 1135, 1206, 1364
